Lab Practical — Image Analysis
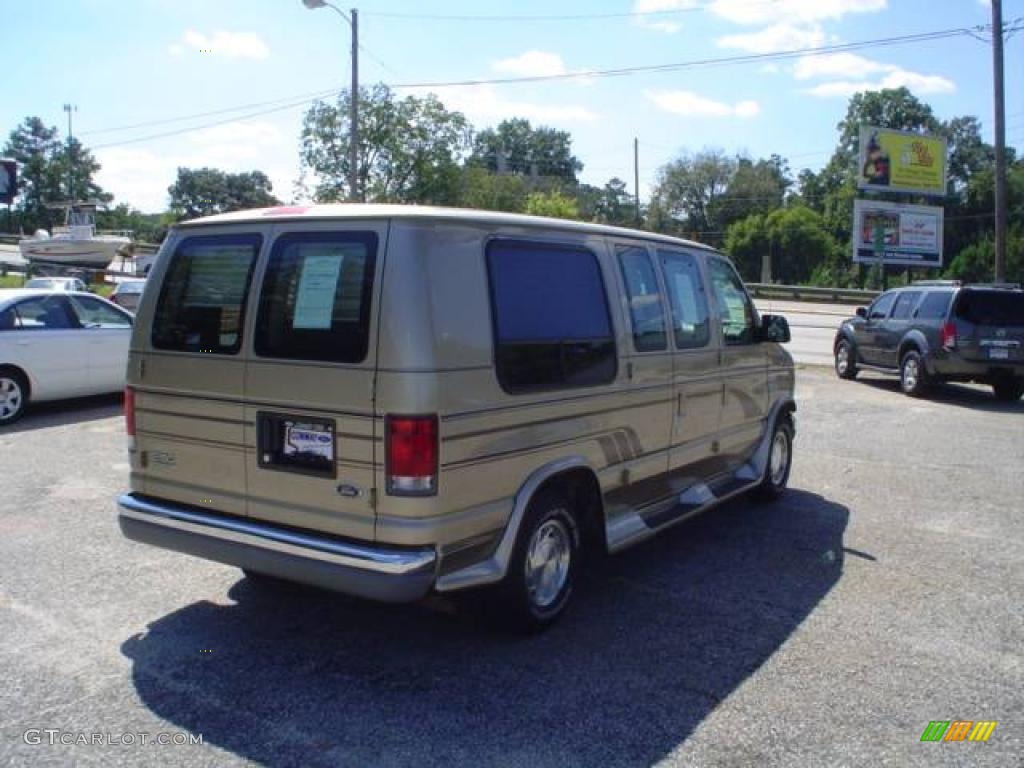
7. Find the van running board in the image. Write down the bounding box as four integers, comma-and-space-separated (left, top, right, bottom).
606, 464, 762, 553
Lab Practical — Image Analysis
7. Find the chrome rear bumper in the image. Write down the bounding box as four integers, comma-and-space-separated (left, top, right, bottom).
117, 494, 437, 602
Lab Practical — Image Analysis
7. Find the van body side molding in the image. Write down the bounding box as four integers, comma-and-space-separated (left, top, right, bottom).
434, 456, 598, 592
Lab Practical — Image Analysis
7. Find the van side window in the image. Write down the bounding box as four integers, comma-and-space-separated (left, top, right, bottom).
707, 257, 756, 345
617, 246, 667, 352
152, 234, 261, 354
658, 250, 710, 349
255, 232, 377, 363
487, 239, 616, 393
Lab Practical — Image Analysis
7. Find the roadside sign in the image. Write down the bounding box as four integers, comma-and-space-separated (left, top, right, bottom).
858, 126, 948, 197
0, 159, 16, 205
853, 199, 944, 268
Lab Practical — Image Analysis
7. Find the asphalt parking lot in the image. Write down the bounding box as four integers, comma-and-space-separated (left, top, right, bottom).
1, 367, 1021, 767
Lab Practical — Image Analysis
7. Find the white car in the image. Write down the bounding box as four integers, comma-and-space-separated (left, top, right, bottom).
24, 277, 89, 292
0, 289, 133, 425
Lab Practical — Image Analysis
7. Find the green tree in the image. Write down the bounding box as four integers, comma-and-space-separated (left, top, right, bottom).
470, 118, 582, 183
2, 116, 110, 233
589, 177, 637, 226
716, 154, 792, 234
650, 149, 736, 243
167, 167, 280, 221
96, 204, 174, 243
524, 190, 579, 220
301, 84, 472, 204
724, 206, 839, 284
457, 166, 528, 212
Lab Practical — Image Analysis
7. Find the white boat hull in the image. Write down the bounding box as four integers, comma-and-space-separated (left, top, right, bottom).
20, 236, 130, 268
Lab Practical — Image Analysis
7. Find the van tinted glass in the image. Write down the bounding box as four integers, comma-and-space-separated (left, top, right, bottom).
487, 239, 616, 393
152, 234, 261, 354
916, 291, 952, 319
659, 249, 710, 349
255, 231, 377, 363
618, 246, 667, 352
954, 289, 1024, 326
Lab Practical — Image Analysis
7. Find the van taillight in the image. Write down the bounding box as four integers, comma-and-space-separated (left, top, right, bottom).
386, 415, 438, 496
940, 322, 957, 349
125, 386, 136, 448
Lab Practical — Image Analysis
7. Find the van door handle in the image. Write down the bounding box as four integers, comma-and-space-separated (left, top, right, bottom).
676, 392, 684, 416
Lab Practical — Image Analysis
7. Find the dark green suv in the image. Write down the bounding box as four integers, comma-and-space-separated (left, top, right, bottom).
833, 281, 1024, 401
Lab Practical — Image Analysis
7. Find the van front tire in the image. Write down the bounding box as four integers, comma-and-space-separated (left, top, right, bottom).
486, 490, 580, 633
755, 418, 793, 502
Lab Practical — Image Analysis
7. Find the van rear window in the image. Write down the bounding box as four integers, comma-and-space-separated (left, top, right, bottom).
152, 234, 261, 354
255, 231, 377, 363
954, 290, 1024, 327
487, 239, 616, 393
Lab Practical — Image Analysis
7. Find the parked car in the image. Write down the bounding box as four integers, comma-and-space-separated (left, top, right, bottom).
109, 279, 146, 312
24, 277, 88, 292
117, 205, 796, 631
833, 281, 1024, 401
0, 289, 133, 425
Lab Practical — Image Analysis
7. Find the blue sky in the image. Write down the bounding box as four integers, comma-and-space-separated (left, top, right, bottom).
2, 0, 1021, 212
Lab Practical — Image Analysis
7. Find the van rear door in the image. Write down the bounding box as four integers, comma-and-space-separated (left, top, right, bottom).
134, 229, 266, 517
244, 222, 387, 542
952, 288, 1024, 364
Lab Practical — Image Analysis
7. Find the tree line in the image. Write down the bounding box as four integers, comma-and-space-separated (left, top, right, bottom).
3, 84, 1020, 285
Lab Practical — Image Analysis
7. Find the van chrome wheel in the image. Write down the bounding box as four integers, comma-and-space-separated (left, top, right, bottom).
524, 518, 572, 609
0, 375, 26, 424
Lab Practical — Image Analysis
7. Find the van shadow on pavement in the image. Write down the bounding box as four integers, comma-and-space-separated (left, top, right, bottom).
121, 489, 848, 768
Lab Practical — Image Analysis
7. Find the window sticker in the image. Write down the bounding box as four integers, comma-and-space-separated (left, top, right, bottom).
292, 252, 343, 330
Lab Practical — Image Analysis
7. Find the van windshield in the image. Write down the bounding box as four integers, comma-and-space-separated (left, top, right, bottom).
954, 289, 1024, 327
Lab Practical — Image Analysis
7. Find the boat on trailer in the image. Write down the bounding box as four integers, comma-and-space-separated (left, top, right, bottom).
19, 202, 133, 268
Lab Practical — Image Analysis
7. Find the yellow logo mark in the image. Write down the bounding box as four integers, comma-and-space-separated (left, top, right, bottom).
968, 721, 997, 742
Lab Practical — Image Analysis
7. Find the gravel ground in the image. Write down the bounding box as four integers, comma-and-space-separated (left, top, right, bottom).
0, 367, 1021, 767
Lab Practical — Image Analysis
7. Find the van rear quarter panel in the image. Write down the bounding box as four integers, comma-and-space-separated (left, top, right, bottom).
374, 221, 674, 550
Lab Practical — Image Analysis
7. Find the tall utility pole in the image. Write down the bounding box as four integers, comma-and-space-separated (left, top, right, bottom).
301, 1, 359, 201
992, 0, 1007, 282
633, 137, 641, 226
63, 103, 77, 201
349, 8, 359, 202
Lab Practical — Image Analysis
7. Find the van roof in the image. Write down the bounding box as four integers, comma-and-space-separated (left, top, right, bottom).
175, 203, 718, 252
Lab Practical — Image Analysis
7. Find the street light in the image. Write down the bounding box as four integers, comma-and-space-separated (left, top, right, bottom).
302, 0, 360, 202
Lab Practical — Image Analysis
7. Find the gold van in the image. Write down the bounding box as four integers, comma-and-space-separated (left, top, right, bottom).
117, 205, 795, 630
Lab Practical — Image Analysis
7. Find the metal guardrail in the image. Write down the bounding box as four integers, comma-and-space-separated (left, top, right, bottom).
748, 283, 879, 304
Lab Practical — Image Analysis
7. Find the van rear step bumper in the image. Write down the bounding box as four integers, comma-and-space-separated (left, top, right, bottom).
117, 494, 437, 603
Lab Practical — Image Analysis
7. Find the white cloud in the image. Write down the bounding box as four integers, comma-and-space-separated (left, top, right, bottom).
493, 51, 568, 78
645, 90, 760, 118
793, 54, 955, 97
709, 0, 886, 26
94, 121, 294, 212
717, 22, 825, 53
793, 52, 887, 80
631, 0, 699, 33
803, 70, 956, 98
168, 44, 184, 56
402, 85, 598, 124
177, 29, 269, 60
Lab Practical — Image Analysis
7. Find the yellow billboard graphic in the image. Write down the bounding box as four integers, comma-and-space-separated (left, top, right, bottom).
858, 126, 948, 197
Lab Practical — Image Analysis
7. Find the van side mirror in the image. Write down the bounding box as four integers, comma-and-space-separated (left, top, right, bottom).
856, 306, 867, 319
759, 314, 791, 344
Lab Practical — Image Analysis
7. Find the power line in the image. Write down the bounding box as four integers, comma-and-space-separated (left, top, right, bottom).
79, 86, 343, 137
82, 21, 1021, 152
389, 23, 1019, 89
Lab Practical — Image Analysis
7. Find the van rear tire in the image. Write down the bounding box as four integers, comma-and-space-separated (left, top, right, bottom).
478, 490, 581, 633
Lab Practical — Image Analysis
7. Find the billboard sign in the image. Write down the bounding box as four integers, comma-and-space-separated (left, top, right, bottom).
858, 126, 948, 197
0, 159, 16, 205
853, 199, 944, 268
